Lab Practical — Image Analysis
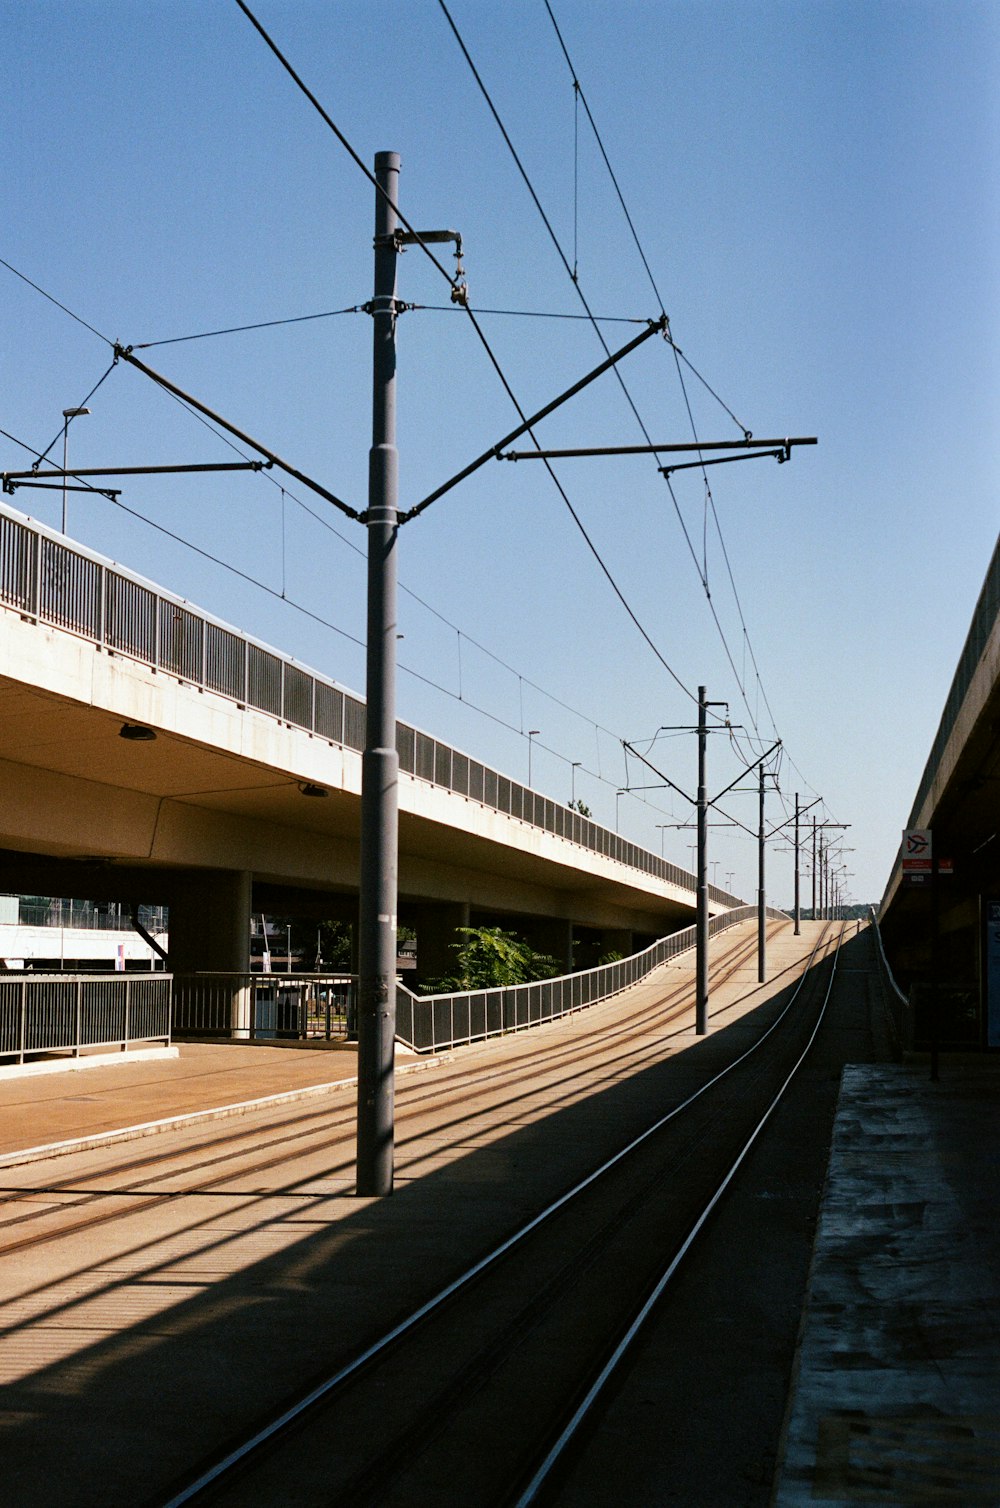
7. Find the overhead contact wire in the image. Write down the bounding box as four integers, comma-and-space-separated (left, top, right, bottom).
542, 1, 786, 748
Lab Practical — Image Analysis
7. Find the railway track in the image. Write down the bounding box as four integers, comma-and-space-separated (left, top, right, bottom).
152, 921, 845, 1506
0, 919, 874, 1507
0, 919, 785, 1261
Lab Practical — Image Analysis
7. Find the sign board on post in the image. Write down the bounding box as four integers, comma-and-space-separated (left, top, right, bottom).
902, 828, 932, 886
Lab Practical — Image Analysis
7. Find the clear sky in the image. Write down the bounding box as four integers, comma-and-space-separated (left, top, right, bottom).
3, 0, 998, 907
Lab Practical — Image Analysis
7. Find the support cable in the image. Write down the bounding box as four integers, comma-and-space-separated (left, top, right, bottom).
0, 255, 113, 347
233, 1, 463, 298
30, 358, 120, 471
540, 1, 788, 749
136, 305, 364, 349
234, 0, 698, 703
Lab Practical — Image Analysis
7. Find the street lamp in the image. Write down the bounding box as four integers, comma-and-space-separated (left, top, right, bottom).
527, 730, 540, 787
616, 789, 626, 832
571, 761, 581, 805
725, 870, 735, 892
61, 406, 91, 535
655, 823, 669, 857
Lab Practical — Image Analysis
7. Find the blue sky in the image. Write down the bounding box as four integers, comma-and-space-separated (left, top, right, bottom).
3, 0, 998, 906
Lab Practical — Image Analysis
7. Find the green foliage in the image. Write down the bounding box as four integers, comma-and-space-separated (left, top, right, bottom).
597, 949, 624, 965
567, 797, 592, 817
317, 919, 352, 968
421, 925, 561, 994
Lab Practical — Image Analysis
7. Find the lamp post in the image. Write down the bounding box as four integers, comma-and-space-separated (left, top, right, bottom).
616, 789, 625, 833
527, 730, 540, 787
571, 761, 581, 805
61, 406, 91, 535
656, 823, 668, 857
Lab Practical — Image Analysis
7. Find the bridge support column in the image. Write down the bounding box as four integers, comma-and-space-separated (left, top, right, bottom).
168, 869, 252, 1036
412, 901, 470, 987
598, 927, 633, 961
523, 917, 575, 974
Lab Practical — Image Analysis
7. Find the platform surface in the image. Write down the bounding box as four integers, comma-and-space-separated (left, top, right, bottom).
773, 1060, 1000, 1504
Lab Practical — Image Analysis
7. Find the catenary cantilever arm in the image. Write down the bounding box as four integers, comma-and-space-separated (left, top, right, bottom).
113, 344, 361, 521
399, 316, 668, 523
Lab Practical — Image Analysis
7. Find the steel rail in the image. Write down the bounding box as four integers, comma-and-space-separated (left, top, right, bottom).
514, 919, 846, 1504
0, 925, 781, 1272
163, 920, 832, 1506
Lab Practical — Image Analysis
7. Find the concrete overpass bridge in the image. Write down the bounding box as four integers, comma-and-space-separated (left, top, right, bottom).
879, 531, 1000, 1049
0, 501, 741, 984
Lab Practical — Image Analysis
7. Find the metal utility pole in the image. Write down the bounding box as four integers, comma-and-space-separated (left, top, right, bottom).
99, 126, 810, 1197
356, 151, 401, 1197
625, 691, 729, 1036
811, 818, 818, 919
793, 794, 801, 936
758, 761, 767, 982
696, 687, 709, 1035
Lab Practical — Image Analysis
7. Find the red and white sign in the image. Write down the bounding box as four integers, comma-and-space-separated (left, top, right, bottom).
902, 828, 932, 872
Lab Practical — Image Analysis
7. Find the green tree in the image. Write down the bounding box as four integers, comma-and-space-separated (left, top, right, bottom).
317, 919, 353, 968
567, 797, 592, 817
422, 925, 561, 993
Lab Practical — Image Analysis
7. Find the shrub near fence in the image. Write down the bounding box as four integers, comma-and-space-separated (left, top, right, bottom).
396, 906, 789, 1054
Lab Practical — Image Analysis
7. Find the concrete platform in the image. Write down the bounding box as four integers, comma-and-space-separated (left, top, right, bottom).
0, 1038, 434, 1168
773, 1060, 1000, 1504
3, 943, 998, 1503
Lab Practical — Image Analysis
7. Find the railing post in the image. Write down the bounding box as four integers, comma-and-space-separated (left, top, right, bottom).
75, 979, 82, 1057
19, 980, 26, 1066
33, 531, 42, 621
98, 560, 107, 647
123, 977, 131, 1052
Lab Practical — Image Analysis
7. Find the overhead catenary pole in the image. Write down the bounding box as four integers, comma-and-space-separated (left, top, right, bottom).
356, 150, 401, 1197
793, 793, 801, 936
696, 686, 709, 1034
758, 760, 767, 982
811, 818, 817, 920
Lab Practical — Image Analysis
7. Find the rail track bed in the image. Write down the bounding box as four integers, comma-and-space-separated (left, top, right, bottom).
0, 921, 893, 1506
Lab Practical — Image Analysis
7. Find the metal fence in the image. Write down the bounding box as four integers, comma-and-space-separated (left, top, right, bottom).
0, 500, 743, 909
396, 905, 789, 1054
869, 906, 906, 1057
173, 972, 355, 1041
0, 974, 172, 1065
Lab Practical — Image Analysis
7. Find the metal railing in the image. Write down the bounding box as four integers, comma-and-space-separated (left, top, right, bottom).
173, 972, 355, 1041
0, 973, 172, 1065
0, 500, 743, 909
869, 906, 906, 1058
396, 905, 790, 1054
